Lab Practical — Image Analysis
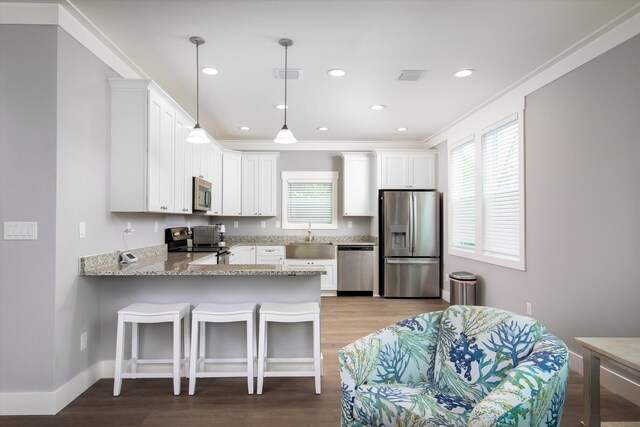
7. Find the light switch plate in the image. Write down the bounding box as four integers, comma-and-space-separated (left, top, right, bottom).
4, 221, 38, 240
79, 222, 86, 239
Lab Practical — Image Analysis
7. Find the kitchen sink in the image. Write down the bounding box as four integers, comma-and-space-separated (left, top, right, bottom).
285, 243, 335, 260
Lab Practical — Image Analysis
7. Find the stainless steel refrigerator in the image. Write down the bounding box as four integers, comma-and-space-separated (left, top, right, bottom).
380, 190, 440, 298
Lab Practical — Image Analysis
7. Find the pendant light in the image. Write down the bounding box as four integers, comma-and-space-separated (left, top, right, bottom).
274, 38, 297, 144
187, 36, 210, 144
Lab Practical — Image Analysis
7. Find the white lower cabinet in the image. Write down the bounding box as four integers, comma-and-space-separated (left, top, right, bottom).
256, 246, 285, 264
229, 246, 256, 264
285, 259, 337, 291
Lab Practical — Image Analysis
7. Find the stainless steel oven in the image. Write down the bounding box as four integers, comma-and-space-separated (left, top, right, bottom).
193, 177, 212, 212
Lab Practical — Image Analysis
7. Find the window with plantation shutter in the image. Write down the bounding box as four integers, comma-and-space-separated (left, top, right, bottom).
451, 137, 476, 250
448, 112, 525, 270
282, 171, 338, 229
482, 117, 520, 260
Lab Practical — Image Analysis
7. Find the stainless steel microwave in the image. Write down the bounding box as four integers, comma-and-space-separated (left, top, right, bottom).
193, 177, 212, 212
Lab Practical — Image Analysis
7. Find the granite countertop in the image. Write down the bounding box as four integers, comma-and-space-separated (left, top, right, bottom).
80, 247, 326, 277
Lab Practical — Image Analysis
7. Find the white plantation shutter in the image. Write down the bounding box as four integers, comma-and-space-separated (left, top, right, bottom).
451, 138, 476, 250
287, 181, 333, 223
482, 117, 520, 260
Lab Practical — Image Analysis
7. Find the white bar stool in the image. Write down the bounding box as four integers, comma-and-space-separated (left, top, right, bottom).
188, 302, 257, 395
257, 302, 321, 395
113, 302, 190, 396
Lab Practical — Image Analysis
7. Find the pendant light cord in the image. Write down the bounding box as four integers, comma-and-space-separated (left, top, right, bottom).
196, 42, 200, 123
284, 42, 288, 126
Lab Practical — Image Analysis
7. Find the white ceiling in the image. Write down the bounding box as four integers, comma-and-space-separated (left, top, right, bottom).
56, 0, 640, 143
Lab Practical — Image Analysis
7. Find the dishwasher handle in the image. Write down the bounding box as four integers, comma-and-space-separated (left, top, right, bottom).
338, 246, 374, 251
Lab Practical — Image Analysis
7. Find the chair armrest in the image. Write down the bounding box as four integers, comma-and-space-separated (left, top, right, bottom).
468, 332, 570, 427
338, 311, 443, 426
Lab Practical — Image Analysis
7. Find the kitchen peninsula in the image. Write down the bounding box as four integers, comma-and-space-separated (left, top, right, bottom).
80, 244, 326, 371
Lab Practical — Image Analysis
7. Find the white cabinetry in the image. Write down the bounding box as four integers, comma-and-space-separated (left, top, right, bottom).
222, 151, 242, 216
285, 259, 337, 291
230, 245, 256, 264
378, 151, 436, 189
341, 152, 373, 216
241, 153, 279, 216
256, 246, 285, 264
110, 79, 216, 214
210, 147, 223, 215
174, 112, 193, 214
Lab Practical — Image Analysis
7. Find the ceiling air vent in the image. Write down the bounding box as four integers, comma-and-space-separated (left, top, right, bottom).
274, 69, 302, 80
398, 70, 425, 81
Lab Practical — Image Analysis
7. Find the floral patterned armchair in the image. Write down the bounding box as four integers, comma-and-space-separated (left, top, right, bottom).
339, 305, 569, 427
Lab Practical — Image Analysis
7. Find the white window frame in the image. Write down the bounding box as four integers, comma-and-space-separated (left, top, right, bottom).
281, 171, 339, 230
447, 112, 526, 271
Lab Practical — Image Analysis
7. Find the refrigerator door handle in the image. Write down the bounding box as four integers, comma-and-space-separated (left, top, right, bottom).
386, 258, 439, 265
411, 194, 417, 253
408, 195, 414, 254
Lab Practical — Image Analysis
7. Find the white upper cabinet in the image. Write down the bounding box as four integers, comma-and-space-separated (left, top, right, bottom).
378, 151, 436, 189
174, 112, 193, 214
241, 153, 279, 217
209, 146, 223, 216
222, 151, 242, 216
341, 152, 373, 216
110, 79, 191, 213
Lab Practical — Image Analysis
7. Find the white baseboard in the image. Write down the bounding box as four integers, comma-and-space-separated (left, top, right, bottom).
569, 350, 640, 407
0, 360, 102, 415
441, 288, 450, 302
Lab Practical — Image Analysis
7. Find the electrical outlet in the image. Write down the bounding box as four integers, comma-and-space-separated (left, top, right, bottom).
275, 221, 280, 228
154, 221, 158, 232
526, 302, 532, 316
80, 331, 87, 351
124, 222, 133, 235
233, 221, 239, 228
187, 220, 191, 228
261, 221, 266, 228
347, 221, 353, 229
79, 222, 86, 239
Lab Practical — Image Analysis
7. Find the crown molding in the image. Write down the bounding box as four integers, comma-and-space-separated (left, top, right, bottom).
219, 140, 427, 151
424, 4, 640, 146
0, 2, 144, 79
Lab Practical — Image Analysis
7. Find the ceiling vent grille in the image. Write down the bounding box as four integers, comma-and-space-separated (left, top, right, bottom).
398, 70, 425, 81
274, 69, 302, 80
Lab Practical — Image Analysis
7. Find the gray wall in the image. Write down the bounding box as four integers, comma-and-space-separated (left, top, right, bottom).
0, 25, 58, 392
222, 151, 372, 236
437, 35, 640, 359
0, 25, 209, 392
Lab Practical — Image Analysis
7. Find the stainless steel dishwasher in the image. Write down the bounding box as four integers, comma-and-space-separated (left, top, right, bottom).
337, 245, 374, 296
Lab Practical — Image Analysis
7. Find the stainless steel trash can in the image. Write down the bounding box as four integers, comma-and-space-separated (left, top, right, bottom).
449, 271, 477, 305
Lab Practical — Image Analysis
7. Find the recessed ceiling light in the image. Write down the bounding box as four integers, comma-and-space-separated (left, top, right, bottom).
453, 69, 474, 78
275, 104, 289, 110
327, 69, 346, 77
396, 127, 408, 132
370, 105, 386, 111
238, 126, 251, 131
202, 67, 218, 75
317, 127, 329, 131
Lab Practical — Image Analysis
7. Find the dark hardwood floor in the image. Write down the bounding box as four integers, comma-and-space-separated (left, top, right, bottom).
2, 297, 638, 426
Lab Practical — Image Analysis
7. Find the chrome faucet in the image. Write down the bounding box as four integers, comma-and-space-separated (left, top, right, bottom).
305, 223, 314, 242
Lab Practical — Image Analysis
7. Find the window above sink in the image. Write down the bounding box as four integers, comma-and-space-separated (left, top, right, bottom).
281, 171, 338, 230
